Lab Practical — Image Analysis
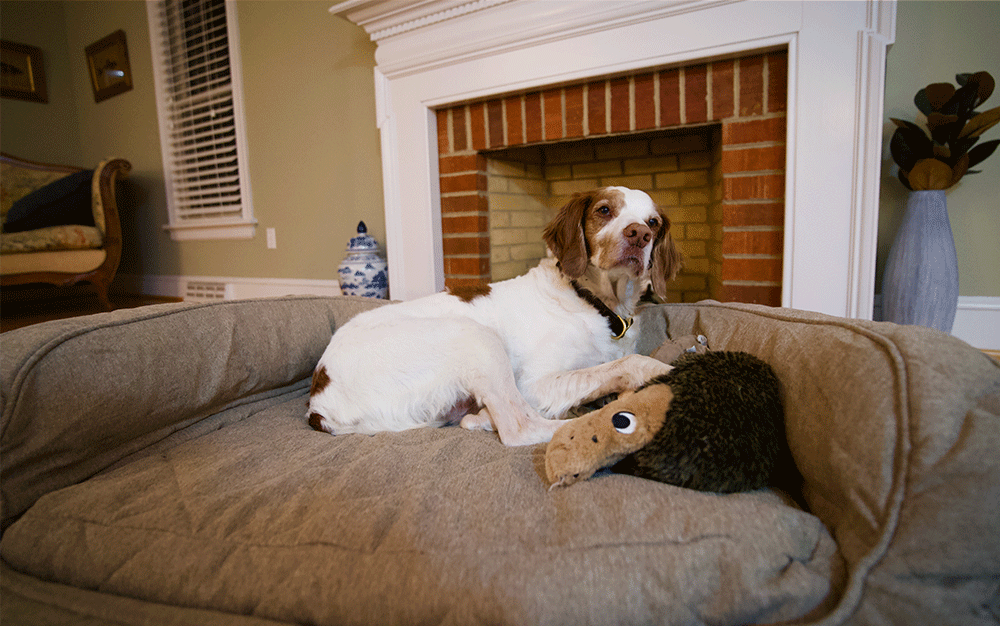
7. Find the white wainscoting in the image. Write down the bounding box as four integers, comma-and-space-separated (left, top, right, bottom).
952, 297, 1000, 350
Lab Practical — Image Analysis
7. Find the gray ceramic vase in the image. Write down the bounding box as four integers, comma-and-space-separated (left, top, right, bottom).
882, 190, 958, 332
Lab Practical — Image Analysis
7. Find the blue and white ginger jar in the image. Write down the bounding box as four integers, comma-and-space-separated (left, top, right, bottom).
337, 221, 388, 299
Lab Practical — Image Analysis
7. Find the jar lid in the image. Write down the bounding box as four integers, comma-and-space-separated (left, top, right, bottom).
347, 221, 379, 251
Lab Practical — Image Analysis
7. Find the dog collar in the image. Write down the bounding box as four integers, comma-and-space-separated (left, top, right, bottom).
571, 281, 633, 340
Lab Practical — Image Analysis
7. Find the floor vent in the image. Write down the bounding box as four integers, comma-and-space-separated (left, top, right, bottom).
184, 281, 229, 302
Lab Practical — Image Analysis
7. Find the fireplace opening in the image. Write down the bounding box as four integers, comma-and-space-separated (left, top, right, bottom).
484, 127, 721, 304
438, 50, 787, 306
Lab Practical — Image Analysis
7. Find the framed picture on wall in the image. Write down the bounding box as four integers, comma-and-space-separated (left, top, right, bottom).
1, 40, 48, 103
85, 30, 133, 103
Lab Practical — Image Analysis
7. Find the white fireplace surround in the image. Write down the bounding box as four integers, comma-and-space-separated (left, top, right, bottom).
331, 0, 896, 320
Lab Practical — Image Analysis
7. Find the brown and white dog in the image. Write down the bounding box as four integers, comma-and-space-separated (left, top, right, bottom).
308, 186, 682, 445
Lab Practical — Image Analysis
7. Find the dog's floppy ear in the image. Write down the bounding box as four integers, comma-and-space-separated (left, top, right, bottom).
650, 210, 683, 300
543, 191, 593, 279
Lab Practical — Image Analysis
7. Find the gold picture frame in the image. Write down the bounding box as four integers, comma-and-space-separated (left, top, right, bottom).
85, 30, 133, 103
1, 40, 48, 103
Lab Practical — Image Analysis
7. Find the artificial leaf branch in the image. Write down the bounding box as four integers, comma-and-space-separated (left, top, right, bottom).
890, 71, 999, 190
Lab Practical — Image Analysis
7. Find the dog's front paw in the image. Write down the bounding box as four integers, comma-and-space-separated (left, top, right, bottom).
619, 354, 673, 389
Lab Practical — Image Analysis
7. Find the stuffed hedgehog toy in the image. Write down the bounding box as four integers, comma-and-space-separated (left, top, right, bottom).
546, 350, 800, 495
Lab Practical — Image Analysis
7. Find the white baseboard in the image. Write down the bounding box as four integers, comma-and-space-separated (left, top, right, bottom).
952, 296, 1000, 351
117, 274, 343, 302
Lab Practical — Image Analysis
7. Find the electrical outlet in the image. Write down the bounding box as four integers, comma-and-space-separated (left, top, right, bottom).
266, 228, 277, 249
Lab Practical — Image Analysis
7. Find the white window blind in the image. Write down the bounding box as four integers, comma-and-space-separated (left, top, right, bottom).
147, 0, 255, 240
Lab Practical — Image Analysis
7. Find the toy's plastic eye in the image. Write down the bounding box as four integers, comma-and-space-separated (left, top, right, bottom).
612, 411, 636, 434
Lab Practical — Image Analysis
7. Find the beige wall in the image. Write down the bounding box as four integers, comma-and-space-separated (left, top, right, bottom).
3, 1, 996, 299
0, 0, 82, 163
878, 0, 1000, 298
1, 0, 383, 283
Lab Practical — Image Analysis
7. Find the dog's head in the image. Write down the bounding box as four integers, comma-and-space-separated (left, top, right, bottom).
543, 186, 682, 299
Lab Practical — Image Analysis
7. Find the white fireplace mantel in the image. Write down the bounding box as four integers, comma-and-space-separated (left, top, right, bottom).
331, 0, 897, 320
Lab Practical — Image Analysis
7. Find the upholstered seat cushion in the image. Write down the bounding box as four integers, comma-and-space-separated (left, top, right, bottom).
1, 224, 103, 254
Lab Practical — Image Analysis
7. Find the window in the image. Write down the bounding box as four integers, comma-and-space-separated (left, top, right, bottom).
147, 0, 255, 240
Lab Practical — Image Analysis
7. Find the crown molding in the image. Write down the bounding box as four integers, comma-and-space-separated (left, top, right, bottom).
330, 0, 513, 41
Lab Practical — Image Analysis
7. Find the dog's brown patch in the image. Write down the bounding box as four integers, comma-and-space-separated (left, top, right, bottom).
309, 365, 331, 396
448, 284, 492, 303
308, 412, 327, 432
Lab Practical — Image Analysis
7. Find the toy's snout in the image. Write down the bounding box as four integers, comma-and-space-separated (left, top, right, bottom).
545, 385, 673, 488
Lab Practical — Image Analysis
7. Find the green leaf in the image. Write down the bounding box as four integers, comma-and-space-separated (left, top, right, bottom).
897, 168, 913, 191
908, 158, 954, 190
967, 71, 995, 109
967, 138, 1000, 168
958, 105, 1000, 139
890, 126, 933, 171
914, 88, 934, 115
925, 83, 956, 111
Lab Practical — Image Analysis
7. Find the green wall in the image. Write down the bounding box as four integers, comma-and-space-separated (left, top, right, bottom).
878, 0, 1000, 298
1, 0, 383, 283
2, 1, 996, 299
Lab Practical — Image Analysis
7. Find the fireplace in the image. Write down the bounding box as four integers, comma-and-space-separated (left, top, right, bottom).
437, 51, 787, 305
331, 0, 896, 319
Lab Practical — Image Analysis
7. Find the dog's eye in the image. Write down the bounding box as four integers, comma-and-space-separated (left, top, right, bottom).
611, 411, 636, 434
647, 218, 659, 229
596, 205, 611, 216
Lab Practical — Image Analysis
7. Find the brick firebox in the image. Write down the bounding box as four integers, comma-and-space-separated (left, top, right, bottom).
436, 50, 787, 306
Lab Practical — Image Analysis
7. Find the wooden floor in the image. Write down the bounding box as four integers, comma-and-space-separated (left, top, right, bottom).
1, 286, 181, 333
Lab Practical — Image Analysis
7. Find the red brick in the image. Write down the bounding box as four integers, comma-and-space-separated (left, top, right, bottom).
439, 154, 485, 175
685, 64, 708, 124
723, 174, 785, 201
634, 72, 656, 130
441, 194, 488, 214
718, 284, 782, 306
739, 55, 765, 117
441, 213, 488, 235
470, 103, 487, 151
722, 202, 784, 227
439, 173, 485, 194
487, 99, 504, 148
565, 85, 585, 138
436, 109, 450, 155
525, 92, 543, 143
588, 80, 607, 135
505, 96, 523, 146
767, 51, 787, 113
451, 106, 468, 152
544, 88, 563, 141
711, 60, 735, 120
722, 117, 786, 144
444, 256, 490, 276
610, 77, 630, 133
722, 230, 784, 256
721, 145, 785, 173
721, 257, 783, 282
659, 68, 681, 127
443, 235, 490, 255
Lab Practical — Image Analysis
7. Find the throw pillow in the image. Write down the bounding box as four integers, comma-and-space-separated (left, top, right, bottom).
3, 169, 95, 233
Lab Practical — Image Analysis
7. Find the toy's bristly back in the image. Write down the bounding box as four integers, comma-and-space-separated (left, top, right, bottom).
612, 351, 800, 495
